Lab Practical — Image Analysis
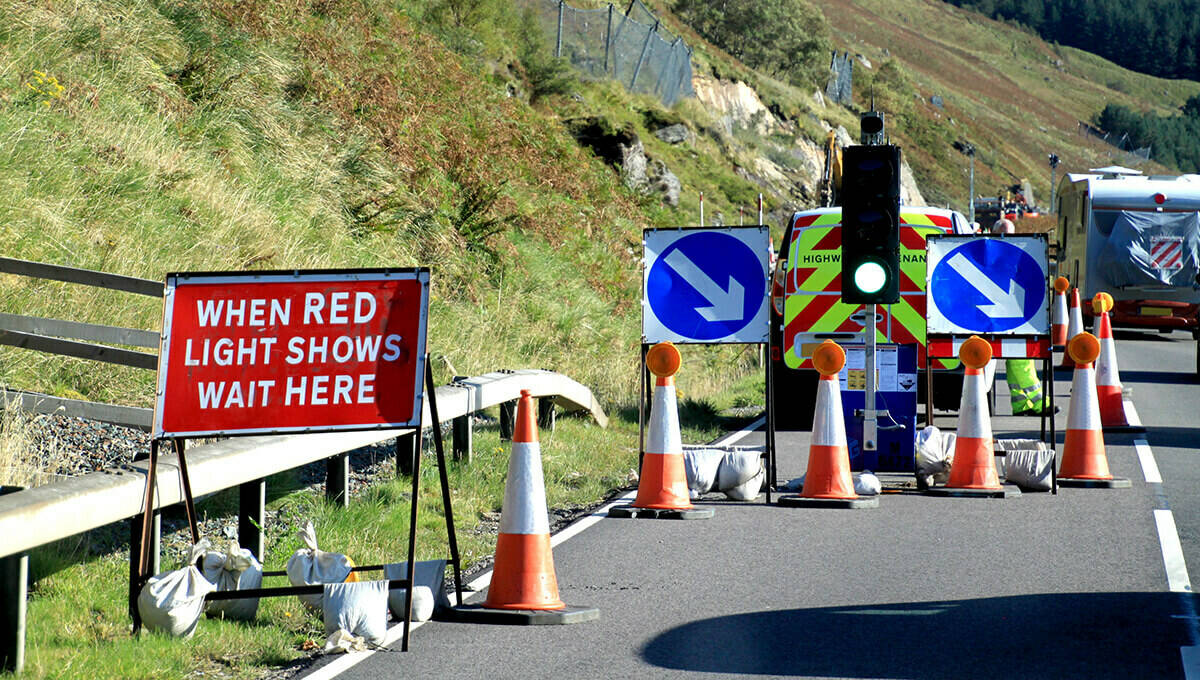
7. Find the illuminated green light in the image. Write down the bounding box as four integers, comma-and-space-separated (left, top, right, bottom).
854, 260, 888, 294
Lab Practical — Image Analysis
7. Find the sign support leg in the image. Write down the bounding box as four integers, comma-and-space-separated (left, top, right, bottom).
638, 342, 648, 471
401, 402, 420, 652
174, 438, 199, 545
1046, 354, 1057, 494
131, 439, 160, 632
925, 358, 934, 428
764, 340, 775, 502
425, 356, 463, 605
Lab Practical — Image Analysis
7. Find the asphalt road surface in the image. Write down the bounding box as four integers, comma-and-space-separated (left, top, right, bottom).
303, 329, 1200, 680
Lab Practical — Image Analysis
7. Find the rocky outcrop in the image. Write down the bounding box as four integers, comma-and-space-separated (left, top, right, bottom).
562, 116, 681, 207
692, 75, 779, 137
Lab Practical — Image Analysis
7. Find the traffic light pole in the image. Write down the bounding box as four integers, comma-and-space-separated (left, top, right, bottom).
863, 304, 877, 452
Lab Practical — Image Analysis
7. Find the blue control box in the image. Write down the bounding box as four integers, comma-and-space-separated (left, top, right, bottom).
836, 343, 917, 472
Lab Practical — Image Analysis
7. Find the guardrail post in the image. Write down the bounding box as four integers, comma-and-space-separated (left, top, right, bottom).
326, 454, 349, 507
498, 400, 515, 440
0, 486, 26, 674
238, 479, 266, 562
396, 431, 418, 477
452, 415, 472, 462
538, 398, 556, 432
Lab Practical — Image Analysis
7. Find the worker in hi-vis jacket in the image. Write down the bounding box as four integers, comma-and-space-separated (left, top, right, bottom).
990, 218, 1056, 416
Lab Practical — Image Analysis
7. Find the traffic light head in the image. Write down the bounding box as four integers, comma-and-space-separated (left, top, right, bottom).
840, 145, 901, 305
860, 111, 885, 146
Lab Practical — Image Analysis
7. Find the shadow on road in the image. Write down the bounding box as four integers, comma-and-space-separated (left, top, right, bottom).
1142, 426, 1200, 451
640, 592, 1189, 679
1121, 370, 1199, 386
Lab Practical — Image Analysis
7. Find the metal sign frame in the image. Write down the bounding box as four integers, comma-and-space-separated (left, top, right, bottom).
924, 237, 1057, 492
638, 225, 776, 501
132, 268, 459, 652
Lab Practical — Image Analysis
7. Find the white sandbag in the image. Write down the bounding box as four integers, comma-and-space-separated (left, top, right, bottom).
323, 628, 368, 654
383, 560, 449, 622
723, 464, 765, 501
201, 539, 263, 621
780, 475, 805, 491
854, 471, 881, 496
137, 543, 217, 638
287, 521, 356, 612
682, 446, 724, 499
915, 426, 953, 488
715, 448, 763, 491
322, 580, 389, 652
1003, 447, 1055, 492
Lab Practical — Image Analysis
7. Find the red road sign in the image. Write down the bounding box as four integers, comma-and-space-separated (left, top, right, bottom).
154, 269, 430, 438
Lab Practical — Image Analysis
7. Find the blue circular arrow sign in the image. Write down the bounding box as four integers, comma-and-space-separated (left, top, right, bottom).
930, 239, 1043, 333
646, 231, 765, 341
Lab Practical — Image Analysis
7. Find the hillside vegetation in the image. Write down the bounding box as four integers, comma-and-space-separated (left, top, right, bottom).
7, 0, 1200, 677
0, 0, 680, 409
946, 0, 1200, 82
6, 0, 1200, 409
793, 0, 1200, 209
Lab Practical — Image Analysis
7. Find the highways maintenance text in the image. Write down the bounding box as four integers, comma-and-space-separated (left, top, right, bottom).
796, 253, 926, 264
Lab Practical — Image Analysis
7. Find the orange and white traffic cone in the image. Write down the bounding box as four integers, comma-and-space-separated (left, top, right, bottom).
932, 336, 1018, 498
779, 340, 878, 508
451, 390, 599, 624
1051, 276, 1070, 347
1059, 333, 1131, 488
610, 342, 714, 519
1059, 287, 1084, 369
1093, 293, 1144, 433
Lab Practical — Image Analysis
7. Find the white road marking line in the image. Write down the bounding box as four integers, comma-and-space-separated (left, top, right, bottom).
1156, 509, 1193, 594
714, 415, 764, 446
309, 416, 765, 679
1135, 438, 1163, 484
1124, 399, 1143, 427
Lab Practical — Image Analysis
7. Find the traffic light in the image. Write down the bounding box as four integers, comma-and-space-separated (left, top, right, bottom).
840, 144, 901, 305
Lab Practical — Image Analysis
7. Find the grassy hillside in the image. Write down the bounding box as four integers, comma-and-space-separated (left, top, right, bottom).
804, 0, 1200, 210
0, 0, 655, 409
6, 0, 1200, 676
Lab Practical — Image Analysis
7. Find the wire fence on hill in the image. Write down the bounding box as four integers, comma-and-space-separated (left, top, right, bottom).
524, 0, 695, 107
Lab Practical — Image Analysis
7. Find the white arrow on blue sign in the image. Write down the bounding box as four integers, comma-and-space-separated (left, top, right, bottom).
926, 235, 1049, 336
643, 227, 769, 344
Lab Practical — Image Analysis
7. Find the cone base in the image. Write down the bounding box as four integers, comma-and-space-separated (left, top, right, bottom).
443, 603, 599, 626
927, 486, 1021, 499
1058, 476, 1132, 489
607, 505, 714, 520
776, 494, 879, 509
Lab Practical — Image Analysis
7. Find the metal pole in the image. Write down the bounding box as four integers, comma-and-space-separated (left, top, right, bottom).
604, 4, 613, 73
968, 152, 976, 224
1051, 167, 1056, 212
629, 20, 656, 90
699, 192, 704, 226
555, 0, 564, 58
864, 305, 878, 451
